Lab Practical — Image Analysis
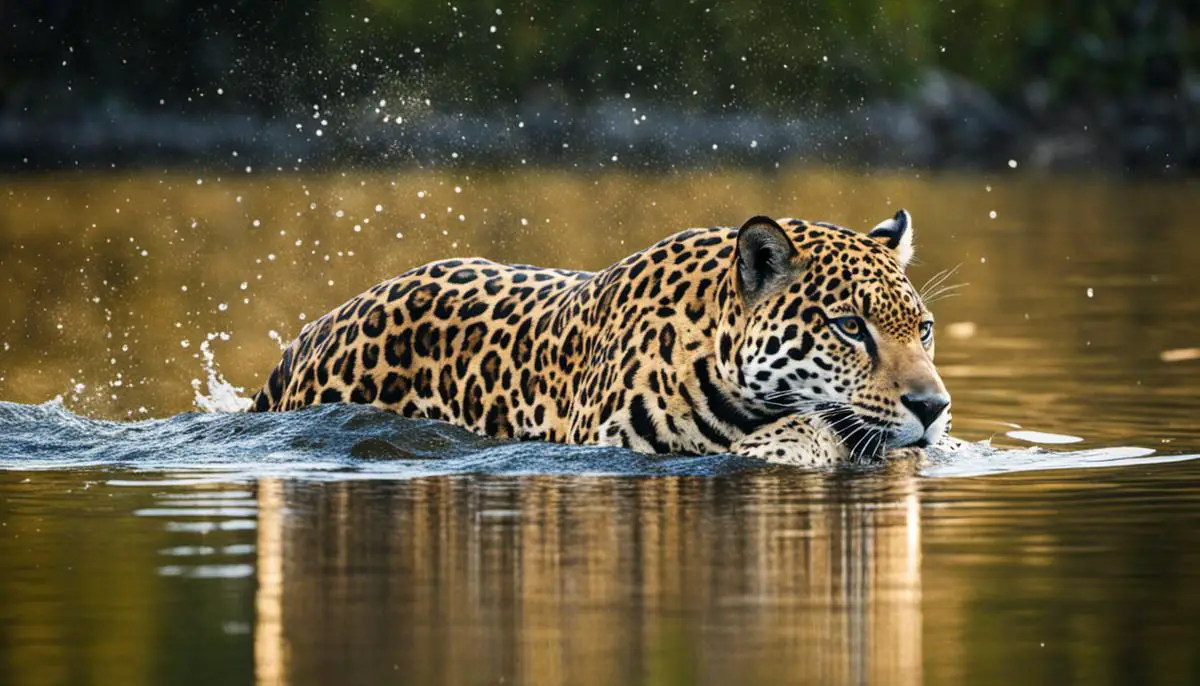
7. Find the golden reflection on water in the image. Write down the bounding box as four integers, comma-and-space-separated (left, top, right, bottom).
2, 169, 1198, 450
255, 478, 287, 686
5, 464, 1200, 686
252, 473, 923, 686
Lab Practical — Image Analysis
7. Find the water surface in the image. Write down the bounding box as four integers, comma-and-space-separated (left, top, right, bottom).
2, 171, 1199, 685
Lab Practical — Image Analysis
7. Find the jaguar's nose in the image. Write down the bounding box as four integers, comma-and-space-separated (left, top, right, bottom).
901, 392, 949, 429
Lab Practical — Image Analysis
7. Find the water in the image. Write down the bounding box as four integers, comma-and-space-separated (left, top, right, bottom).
2, 171, 1200, 685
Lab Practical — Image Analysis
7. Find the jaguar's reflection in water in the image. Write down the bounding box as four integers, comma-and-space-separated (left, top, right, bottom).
253, 473, 923, 686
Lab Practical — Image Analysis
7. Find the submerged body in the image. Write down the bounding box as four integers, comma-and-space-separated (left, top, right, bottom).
250, 212, 952, 465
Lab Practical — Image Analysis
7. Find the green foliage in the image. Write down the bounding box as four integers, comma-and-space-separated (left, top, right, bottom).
1, 0, 1194, 115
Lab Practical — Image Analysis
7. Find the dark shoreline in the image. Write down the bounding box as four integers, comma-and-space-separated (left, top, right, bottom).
4, 71, 1196, 175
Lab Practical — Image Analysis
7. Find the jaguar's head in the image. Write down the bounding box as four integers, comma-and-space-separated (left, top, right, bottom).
717, 210, 950, 459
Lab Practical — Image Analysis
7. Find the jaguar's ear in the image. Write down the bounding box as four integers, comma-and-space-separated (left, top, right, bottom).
868, 209, 914, 269
736, 216, 799, 304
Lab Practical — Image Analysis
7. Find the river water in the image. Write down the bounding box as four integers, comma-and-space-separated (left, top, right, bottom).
1, 170, 1199, 685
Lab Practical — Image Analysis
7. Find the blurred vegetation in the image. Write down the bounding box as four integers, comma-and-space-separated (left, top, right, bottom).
2, 0, 1195, 116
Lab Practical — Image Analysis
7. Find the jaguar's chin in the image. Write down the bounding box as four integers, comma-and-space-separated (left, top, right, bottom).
819, 405, 890, 460
887, 421, 946, 451
885, 418, 928, 450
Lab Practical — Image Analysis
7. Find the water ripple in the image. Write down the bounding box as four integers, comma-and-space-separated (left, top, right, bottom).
0, 399, 1195, 480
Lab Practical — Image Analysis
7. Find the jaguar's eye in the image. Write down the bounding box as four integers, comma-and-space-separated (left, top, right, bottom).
919, 320, 935, 346
831, 316, 867, 342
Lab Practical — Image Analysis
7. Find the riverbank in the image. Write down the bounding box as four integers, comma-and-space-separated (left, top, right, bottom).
4, 71, 1196, 175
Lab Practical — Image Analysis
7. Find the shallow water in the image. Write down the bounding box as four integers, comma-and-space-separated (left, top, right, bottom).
2, 170, 1200, 684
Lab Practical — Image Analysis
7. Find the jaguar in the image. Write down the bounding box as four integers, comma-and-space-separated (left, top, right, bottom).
249, 209, 953, 466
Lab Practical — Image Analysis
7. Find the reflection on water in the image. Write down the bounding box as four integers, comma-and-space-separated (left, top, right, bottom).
252, 474, 923, 686
5, 465, 1200, 686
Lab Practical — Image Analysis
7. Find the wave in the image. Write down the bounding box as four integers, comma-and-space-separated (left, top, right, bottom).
0, 399, 1194, 480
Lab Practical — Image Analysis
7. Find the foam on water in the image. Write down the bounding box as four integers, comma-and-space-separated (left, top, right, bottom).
0, 399, 1195, 480
191, 333, 253, 413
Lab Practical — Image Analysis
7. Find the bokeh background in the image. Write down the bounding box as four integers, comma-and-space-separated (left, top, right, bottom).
3, 0, 1198, 172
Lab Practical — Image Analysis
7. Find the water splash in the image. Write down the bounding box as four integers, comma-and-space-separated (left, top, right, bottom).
0, 400, 1195, 481
191, 332, 252, 413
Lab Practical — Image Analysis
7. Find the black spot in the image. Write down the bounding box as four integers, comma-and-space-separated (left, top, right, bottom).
659, 324, 675, 364
788, 333, 815, 360
384, 330, 413, 368
350, 375, 378, 404
405, 284, 441, 320
267, 366, 284, 401
480, 350, 503, 392
458, 300, 489, 319
629, 395, 673, 453
412, 368, 434, 399
361, 305, 387, 338
493, 297, 518, 320
361, 343, 380, 369
388, 280, 419, 303
438, 367, 458, 406
462, 377, 483, 424
623, 360, 641, 389
412, 322, 441, 359
334, 301, 358, 323
693, 358, 767, 433
378, 372, 411, 404
448, 269, 478, 284
320, 388, 344, 404
719, 334, 733, 362
433, 290, 459, 319
339, 349, 358, 386
485, 397, 514, 438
